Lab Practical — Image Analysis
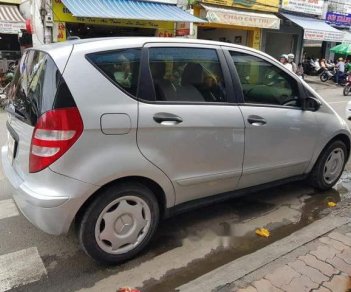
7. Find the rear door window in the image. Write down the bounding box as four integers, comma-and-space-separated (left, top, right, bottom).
147, 47, 227, 103
87, 49, 141, 98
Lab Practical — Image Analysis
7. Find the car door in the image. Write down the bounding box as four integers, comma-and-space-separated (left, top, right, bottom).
223, 48, 322, 189
136, 43, 245, 205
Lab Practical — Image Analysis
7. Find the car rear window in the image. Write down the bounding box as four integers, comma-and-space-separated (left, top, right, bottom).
6, 50, 75, 126
86, 48, 141, 98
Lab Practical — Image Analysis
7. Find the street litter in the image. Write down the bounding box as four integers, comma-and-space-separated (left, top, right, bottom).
327, 201, 337, 207
255, 228, 270, 238
117, 288, 141, 292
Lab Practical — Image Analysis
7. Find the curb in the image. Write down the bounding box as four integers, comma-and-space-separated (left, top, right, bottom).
177, 215, 351, 292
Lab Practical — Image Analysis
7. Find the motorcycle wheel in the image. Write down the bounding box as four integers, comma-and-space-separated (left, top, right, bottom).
344, 86, 351, 96
340, 78, 348, 87
320, 73, 328, 82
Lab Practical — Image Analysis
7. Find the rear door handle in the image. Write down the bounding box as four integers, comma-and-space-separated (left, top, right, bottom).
247, 115, 266, 126
153, 112, 183, 125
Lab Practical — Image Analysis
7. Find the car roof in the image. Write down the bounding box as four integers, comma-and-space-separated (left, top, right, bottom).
34, 37, 251, 53
30, 37, 280, 72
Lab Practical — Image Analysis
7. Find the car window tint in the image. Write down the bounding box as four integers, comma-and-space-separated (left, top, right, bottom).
230, 52, 300, 107
87, 49, 141, 97
148, 47, 226, 103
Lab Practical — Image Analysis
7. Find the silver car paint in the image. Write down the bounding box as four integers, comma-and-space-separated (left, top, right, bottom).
49, 39, 176, 207
1, 37, 351, 235
237, 106, 320, 188
137, 102, 245, 205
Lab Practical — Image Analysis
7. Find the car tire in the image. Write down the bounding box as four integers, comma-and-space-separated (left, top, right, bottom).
310, 140, 347, 190
78, 182, 159, 265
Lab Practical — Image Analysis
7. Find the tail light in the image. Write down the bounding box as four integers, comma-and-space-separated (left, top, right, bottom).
29, 107, 83, 173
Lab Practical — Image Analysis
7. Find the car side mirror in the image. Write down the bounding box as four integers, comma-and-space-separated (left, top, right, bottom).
303, 97, 322, 112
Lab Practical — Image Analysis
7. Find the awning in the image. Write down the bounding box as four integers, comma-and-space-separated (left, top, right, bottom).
343, 31, 351, 43
61, 0, 205, 22
282, 13, 344, 42
200, 4, 280, 29
0, 4, 25, 34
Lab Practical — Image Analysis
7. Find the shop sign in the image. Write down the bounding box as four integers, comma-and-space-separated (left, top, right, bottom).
0, 0, 21, 4
200, 0, 279, 13
304, 29, 344, 42
176, 22, 190, 36
252, 29, 261, 50
0, 21, 25, 34
140, 0, 177, 4
326, 12, 351, 28
52, 0, 174, 30
281, 0, 324, 16
206, 10, 280, 29
156, 29, 174, 37
53, 22, 66, 42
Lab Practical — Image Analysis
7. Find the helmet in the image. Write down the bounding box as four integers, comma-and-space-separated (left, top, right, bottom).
288, 53, 294, 60
280, 54, 288, 60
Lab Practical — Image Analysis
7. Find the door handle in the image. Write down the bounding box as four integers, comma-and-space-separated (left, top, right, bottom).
153, 112, 183, 125
247, 115, 266, 126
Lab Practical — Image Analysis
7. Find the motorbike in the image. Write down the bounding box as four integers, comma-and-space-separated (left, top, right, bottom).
320, 68, 347, 85
0, 61, 17, 109
343, 73, 351, 96
303, 58, 328, 75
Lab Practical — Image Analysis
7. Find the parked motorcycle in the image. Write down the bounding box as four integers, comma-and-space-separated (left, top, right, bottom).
320, 68, 347, 85
0, 61, 17, 109
343, 73, 351, 96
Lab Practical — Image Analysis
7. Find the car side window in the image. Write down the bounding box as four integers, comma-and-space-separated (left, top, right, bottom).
230, 52, 301, 107
87, 49, 141, 97
148, 47, 227, 103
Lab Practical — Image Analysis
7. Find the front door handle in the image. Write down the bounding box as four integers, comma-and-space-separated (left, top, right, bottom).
247, 115, 266, 126
153, 112, 183, 125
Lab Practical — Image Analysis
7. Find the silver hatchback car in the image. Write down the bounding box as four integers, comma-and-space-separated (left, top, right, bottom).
2, 38, 350, 264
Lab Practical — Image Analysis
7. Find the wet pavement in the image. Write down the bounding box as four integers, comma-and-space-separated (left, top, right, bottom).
141, 180, 349, 292
2, 174, 348, 292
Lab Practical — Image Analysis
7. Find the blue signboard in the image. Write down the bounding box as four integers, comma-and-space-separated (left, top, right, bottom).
326, 12, 351, 28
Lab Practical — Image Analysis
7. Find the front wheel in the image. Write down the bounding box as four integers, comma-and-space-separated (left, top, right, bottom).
310, 140, 347, 190
344, 85, 351, 96
78, 182, 160, 264
320, 73, 328, 82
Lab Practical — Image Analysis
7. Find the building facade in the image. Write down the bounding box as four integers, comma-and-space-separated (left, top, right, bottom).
0, 0, 25, 72
193, 0, 280, 50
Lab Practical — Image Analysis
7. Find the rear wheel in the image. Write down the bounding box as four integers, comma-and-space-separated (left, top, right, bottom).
344, 86, 351, 96
320, 73, 328, 82
310, 140, 347, 190
78, 182, 159, 264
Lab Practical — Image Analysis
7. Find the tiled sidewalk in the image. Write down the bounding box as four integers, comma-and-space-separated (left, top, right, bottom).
236, 227, 351, 292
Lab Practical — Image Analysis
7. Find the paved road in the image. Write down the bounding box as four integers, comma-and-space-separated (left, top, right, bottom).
0, 78, 350, 292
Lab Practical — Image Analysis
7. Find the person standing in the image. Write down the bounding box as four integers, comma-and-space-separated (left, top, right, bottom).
335, 57, 345, 85
279, 54, 292, 72
288, 53, 297, 74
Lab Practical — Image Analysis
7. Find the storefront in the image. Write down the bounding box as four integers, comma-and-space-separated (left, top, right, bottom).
0, 1, 25, 72
52, 0, 203, 42
282, 13, 344, 61
325, 2, 351, 60
262, 0, 343, 63
193, 0, 280, 50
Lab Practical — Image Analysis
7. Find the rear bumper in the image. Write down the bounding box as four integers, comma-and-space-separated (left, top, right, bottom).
1, 146, 98, 235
